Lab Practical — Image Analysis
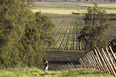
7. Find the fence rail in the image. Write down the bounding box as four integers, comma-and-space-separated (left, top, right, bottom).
79, 46, 116, 76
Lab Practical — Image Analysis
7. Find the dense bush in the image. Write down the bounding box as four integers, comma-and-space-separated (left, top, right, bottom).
0, 0, 54, 68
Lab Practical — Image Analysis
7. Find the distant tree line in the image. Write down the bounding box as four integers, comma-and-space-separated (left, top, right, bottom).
0, 0, 54, 68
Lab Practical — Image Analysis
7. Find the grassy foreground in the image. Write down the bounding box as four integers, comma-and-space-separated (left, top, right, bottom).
0, 67, 114, 77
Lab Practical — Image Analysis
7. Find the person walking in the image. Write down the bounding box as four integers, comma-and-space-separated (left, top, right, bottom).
44, 60, 49, 72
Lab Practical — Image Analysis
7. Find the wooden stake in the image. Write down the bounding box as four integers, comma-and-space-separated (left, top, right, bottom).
96, 48, 110, 74
102, 48, 116, 76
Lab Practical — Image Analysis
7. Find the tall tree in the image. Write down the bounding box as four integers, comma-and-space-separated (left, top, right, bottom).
0, 0, 53, 68
78, 3, 110, 51
0, 0, 28, 67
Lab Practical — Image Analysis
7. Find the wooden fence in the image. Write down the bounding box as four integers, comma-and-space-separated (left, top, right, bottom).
59, 63, 83, 70
79, 46, 116, 76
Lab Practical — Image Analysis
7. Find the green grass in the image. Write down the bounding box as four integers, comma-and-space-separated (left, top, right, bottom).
30, 7, 87, 14
30, 2, 116, 14
0, 67, 115, 77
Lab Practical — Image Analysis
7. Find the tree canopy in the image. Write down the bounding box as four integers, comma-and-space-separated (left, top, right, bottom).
78, 3, 110, 51
0, 0, 54, 68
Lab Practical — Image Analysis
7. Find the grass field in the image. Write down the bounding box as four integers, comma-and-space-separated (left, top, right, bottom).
30, 2, 116, 14
0, 67, 115, 77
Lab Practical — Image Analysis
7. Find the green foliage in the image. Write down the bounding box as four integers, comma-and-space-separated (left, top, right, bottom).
0, 0, 28, 67
18, 11, 42, 67
78, 3, 110, 51
0, 0, 53, 68
21, 0, 34, 4
35, 12, 54, 47
110, 38, 116, 52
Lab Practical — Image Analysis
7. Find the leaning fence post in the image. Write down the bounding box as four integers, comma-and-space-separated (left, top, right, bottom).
83, 56, 90, 68
89, 51, 98, 68
109, 46, 116, 60
82, 57, 87, 68
87, 51, 96, 68
84, 55, 91, 68
79, 46, 116, 76
96, 48, 110, 74
94, 49, 106, 72
102, 48, 116, 76
106, 47, 116, 73
79, 58, 86, 68
85, 53, 93, 68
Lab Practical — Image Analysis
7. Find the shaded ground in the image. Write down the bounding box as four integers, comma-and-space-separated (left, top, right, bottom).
46, 50, 87, 70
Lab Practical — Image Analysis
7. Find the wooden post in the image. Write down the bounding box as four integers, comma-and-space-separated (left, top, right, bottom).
86, 52, 94, 68
90, 51, 101, 69
71, 63, 75, 69
79, 46, 116, 76
79, 58, 86, 68
106, 47, 116, 73
96, 48, 110, 74
89, 51, 99, 68
87, 52, 96, 68
83, 56, 89, 68
84, 56, 91, 68
94, 49, 106, 72
89, 51, 98, 68
109, 46, 116, 60
102, 48, 116, 76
